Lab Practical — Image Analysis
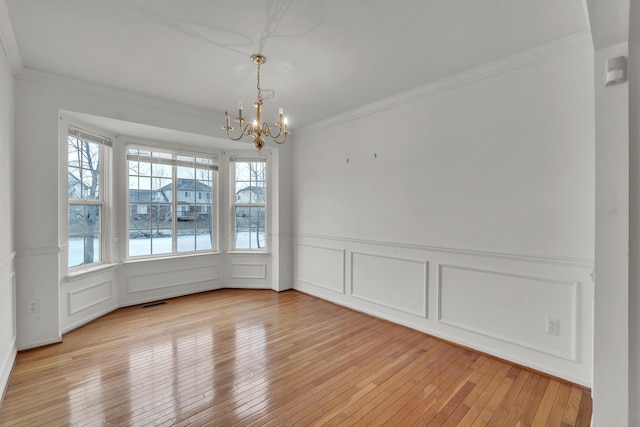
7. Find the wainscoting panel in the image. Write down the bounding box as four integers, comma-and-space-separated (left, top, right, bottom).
68, 280, 113, 316
296, 244, 345, 294
128, 265, 219, 294
0, 267, 16, 404
351, 251, 428, 317
438, 264, 577, 360
60, 262, 119, 335
16, 250, 62, 349
230, 263, 267, 279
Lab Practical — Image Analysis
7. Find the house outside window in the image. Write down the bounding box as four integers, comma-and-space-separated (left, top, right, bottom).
231, 158, 266, 250
67, 128, 111, 269
127, 146, 217, 257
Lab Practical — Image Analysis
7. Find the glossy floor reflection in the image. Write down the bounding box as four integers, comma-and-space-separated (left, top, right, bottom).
0, 289, 591, 426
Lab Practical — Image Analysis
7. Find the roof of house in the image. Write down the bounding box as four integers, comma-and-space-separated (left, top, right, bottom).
129, 188, 171, 203
159, 178, 212, 193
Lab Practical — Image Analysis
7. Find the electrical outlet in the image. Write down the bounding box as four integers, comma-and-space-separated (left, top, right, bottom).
546, 317, 560, 336
28, 300, 39, 314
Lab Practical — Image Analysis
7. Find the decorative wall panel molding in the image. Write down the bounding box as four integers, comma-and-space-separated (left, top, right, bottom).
437, 264, 578, 361
128, 265, 218, 294
0, 273, 16, 334
295, 233, 593, 268
351, 251, 428, 317
230, 263, 267, 279
68, 280, 113, 315
296, 244, 345, 294
1, 276, 17, 382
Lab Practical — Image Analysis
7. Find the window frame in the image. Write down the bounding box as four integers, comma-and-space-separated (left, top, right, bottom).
67, 126, 111, 270
230, 157, 268, 252
126, 144, 219, 259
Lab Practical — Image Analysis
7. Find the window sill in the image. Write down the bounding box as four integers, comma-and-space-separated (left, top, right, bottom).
66, 263, 119, 282
124, 251, 222, 267
227, 251, 270, 255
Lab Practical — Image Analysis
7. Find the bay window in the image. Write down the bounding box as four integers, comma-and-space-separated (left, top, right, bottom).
67, 127, 111, 269
127, 146, 217, 258
231, 158, 267, 250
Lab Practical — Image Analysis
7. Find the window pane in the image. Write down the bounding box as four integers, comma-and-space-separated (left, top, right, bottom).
68, 237, 85, 268
150, 204, 172, 236
68, 204, 101, 268
196, 228, 213, 251
177, 230, 195, 252
235, 183, 265, 203
129, 229, 151, 257
235, 206, 265, 249
68, 135, 100, 201
151, 230, 173, 255
233, 161, 265, 250
84, 234, 100, 265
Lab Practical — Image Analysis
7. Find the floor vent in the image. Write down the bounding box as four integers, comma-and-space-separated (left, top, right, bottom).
142, 301, 167, 309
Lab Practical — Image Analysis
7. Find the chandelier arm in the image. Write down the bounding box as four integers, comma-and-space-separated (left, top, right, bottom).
262, 123, 274, 138
225, 127, 245, 141
261, 122, 287, 144
273, 132, 287, 144
243, 121, 256, 136
224, 120, 256, 141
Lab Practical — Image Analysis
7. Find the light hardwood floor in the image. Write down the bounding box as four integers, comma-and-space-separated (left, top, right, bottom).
0, 289, 591, 426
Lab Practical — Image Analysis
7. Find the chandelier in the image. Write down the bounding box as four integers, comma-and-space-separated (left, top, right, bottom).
224, 54, 289, 152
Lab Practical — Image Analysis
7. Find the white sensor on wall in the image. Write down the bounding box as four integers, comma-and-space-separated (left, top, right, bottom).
605, 56, 626, 87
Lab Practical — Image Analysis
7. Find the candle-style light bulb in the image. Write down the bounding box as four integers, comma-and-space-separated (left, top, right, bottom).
238, 102, 243, 119
283, 117, 288, 133
279, 106, 283, 115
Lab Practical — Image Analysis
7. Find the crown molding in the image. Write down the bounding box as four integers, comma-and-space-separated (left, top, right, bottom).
297, 30, 593, 136
0, 0, 23, 76
16, 67, 220, 122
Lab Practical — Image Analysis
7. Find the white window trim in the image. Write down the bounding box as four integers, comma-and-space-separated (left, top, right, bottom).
125, 143, 219, 259
64, 120, 113, 272
230, 157, 268, 252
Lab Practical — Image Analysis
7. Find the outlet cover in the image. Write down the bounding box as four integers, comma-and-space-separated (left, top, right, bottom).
546, 317, 560, 336
28, 300, 39, 314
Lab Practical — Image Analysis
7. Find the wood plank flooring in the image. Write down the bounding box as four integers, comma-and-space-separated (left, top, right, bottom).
0, 289, 592, 426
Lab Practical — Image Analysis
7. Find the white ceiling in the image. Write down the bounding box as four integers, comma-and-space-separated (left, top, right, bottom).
6, 0, 591, 131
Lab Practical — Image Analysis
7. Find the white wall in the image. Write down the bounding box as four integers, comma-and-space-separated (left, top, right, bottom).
591, 42, 630, 426
0, 32, 17, 401
14, 69, 292, 347
293, 36, 595, 385
629, 2, 640, 423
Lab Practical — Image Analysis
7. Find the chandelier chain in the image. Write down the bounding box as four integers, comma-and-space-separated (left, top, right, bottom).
256, 61, 263, 104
